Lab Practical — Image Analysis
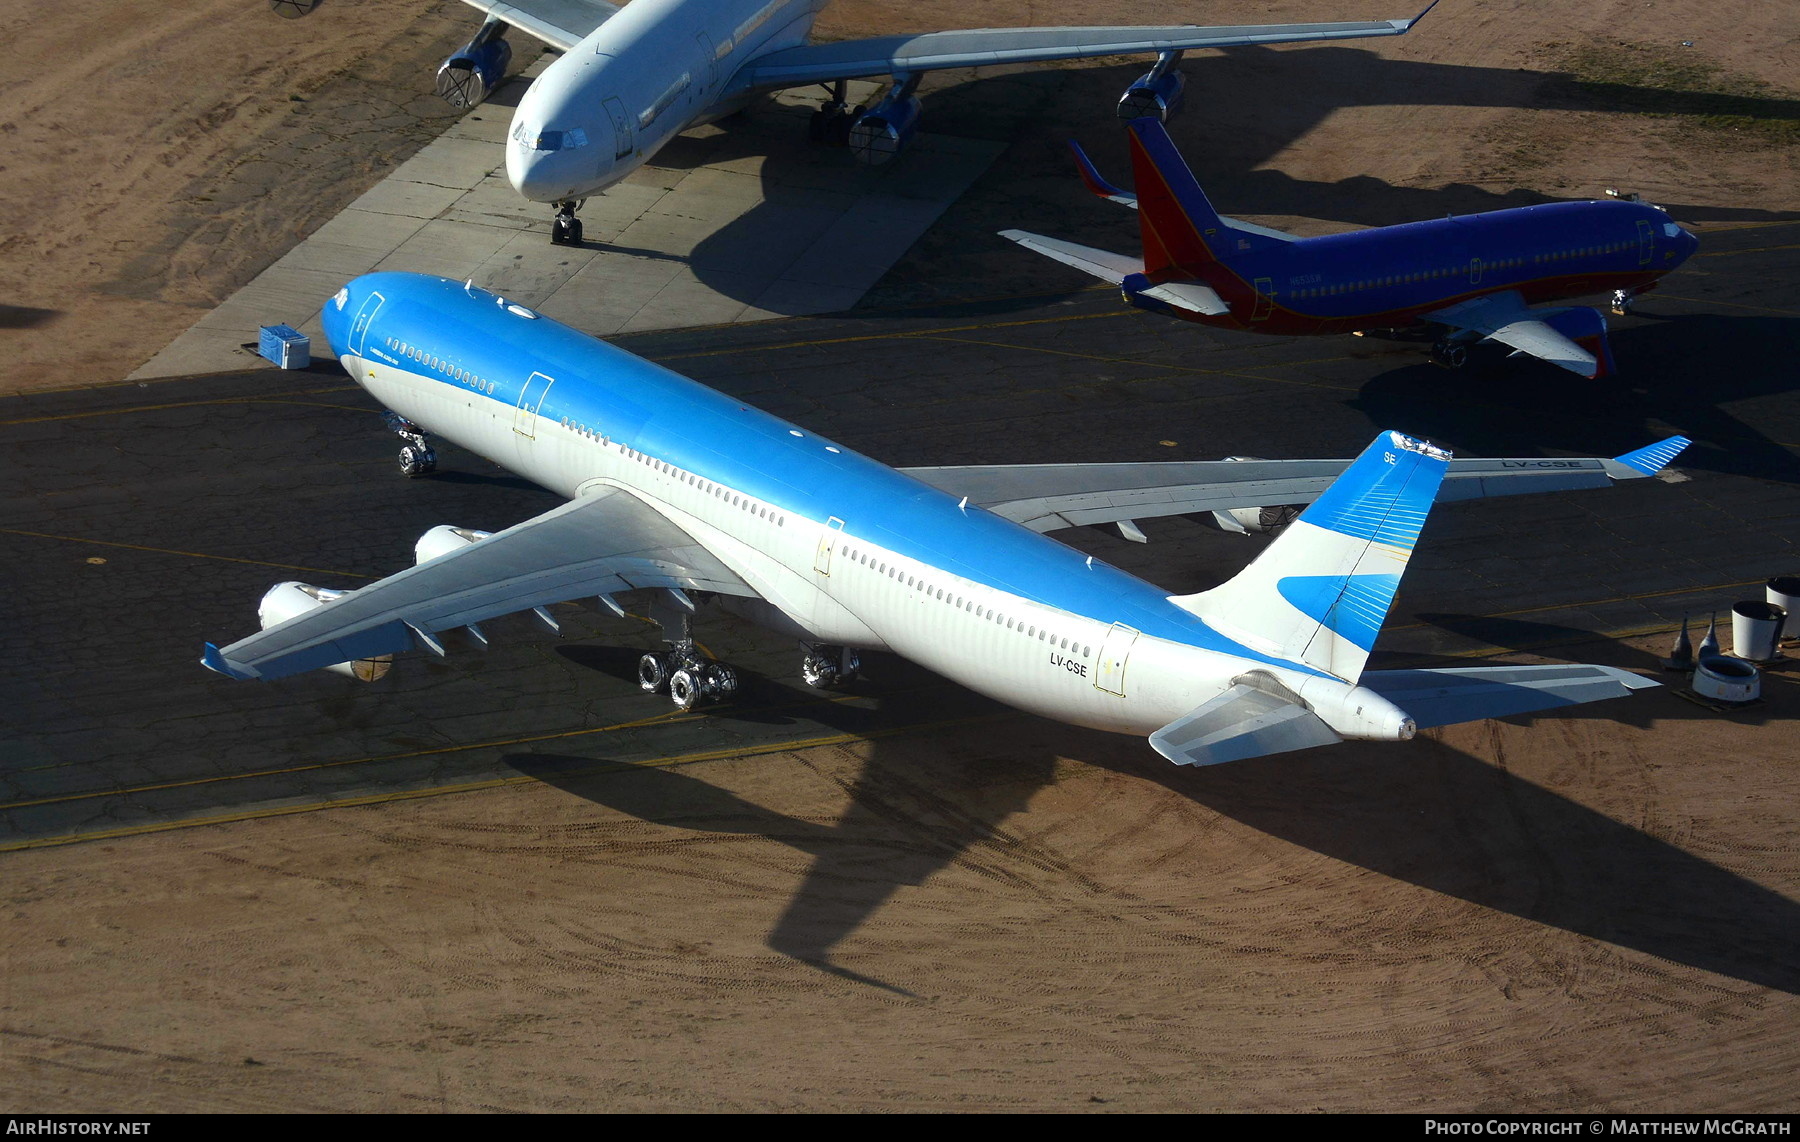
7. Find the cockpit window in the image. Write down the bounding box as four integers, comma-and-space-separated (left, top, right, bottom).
512, 124, 589, 151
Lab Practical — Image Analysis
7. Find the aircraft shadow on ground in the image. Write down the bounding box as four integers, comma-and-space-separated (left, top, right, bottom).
505, 657, 1047, 993
0, 305, 61, 330
511, 643, 1797, 995
1350, 312, 1800, 485
1147, 731, 1800, 996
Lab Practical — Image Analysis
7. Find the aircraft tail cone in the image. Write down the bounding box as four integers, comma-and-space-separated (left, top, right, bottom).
1662, 612, 1695, 672
1697, 611, 1722, 659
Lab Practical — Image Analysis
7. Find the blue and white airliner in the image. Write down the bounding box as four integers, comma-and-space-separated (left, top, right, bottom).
201, 272, 1686, 765
420, 0, 1436, 243
1003, 118, 1700, 377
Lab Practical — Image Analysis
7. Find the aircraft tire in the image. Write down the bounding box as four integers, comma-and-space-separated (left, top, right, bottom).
637, 652, 670, 693
669, 668, 700, 711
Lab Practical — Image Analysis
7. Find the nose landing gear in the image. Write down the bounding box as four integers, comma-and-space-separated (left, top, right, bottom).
551, 200, 585, 246
384, 412, 437, 477
1610, 288, 1636, 316
800, 644, 860, 689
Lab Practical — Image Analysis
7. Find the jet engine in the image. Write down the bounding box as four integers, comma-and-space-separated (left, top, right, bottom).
257, 582, 391, 681
1210, 503, 1303, 536
1117, 52, 1185, 122
1209, 455, 1303, 534
848, 80, 922, 165
414, 524, 492, 564
435, 20, 512, 110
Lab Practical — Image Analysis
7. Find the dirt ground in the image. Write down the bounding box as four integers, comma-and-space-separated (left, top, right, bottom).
1, 0, 1796, 1113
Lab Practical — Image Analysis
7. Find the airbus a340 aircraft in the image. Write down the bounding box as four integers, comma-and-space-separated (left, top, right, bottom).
202, 272, 1687, 766
425, 0, 1437, 243
1003, 118, 1700, 377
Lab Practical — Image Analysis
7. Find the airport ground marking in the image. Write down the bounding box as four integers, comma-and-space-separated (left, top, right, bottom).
1658, 292, 1800, 319
0, 712, 1006, 853
647, 308, 1134, 364
911, 334, 1366, 394
0, 527, 378, 580
0, 389, 367, 427
0, 681, 954, 814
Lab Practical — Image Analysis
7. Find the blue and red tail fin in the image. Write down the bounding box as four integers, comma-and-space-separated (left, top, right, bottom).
1126, 118, 1235, 274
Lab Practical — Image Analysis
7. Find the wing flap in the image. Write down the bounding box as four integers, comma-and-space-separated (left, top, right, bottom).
729, 11, 1432, 93
1149, 682, 1342, 766
208, 487, 753, 681
459, 0, 620, 51
1360, 664, 1658, 729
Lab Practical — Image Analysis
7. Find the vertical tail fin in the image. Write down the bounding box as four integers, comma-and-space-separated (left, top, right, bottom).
1172, 431, 1451, 682
1127, 118, 1235, 274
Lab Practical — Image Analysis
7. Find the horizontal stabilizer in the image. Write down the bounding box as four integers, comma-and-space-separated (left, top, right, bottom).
1149, 682, 1342, 766
1124, 274, 1232, 316
1360, 664, 1657, 729
998, 230, 1141, 284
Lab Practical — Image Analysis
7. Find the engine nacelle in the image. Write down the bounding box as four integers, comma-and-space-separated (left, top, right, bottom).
1209, 455, 1302, 534
258, 582, 391, 681
848, 95, 922, 165
1117, 68, 1185, 122
414, 524, 493, 565
1211, 503, 1303, 535
435, 33, 512, 110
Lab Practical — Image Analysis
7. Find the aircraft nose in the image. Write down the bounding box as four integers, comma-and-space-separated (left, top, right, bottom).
505, 119, 612, 202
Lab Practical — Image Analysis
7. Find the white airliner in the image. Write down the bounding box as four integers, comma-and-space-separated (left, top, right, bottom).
202, 272, 1683, 765
425, 0, 1438, 243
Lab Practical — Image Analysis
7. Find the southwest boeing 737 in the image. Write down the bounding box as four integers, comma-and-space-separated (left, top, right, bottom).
201, 272, 1687, 766
414, 0, 1436, 243
1003, 118, 1700, 377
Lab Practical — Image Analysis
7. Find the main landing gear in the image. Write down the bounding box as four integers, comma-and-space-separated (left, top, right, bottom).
638, 643, 740, 711
551, 199, 585, 246
801, 644, 860, 689
1430, 339, 1470, 369
1611, 288, 1637, 316
636, 589, 739, 710
384, 411, 437, 477
808, 80, 859, 147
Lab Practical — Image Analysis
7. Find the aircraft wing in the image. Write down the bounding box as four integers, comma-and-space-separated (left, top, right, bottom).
900, 436, 1689, 534
457, 0, 621, 51
1424, 291, 1608, 379
726, 6, 1436, 95
202, 486, 753, 682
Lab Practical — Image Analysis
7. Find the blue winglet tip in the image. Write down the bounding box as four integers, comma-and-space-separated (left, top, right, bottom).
201, 642, 251, 680
1614, 434, 1691, 475
1066, 138, 1125, 198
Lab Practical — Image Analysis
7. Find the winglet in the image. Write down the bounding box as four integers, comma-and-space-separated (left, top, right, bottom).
1068, 139, 1133, 203
1610, 434, 1691, 476
1394, 0, 1442, 32
200, 642, 254, 680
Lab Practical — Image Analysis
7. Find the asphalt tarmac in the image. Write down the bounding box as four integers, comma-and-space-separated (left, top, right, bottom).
2, 218, 1795, 851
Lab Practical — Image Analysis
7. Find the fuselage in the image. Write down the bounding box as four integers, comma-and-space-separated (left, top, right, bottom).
1147, 198, 1699, 335
507, 0, 827, 203
320, 272, 1414, 740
